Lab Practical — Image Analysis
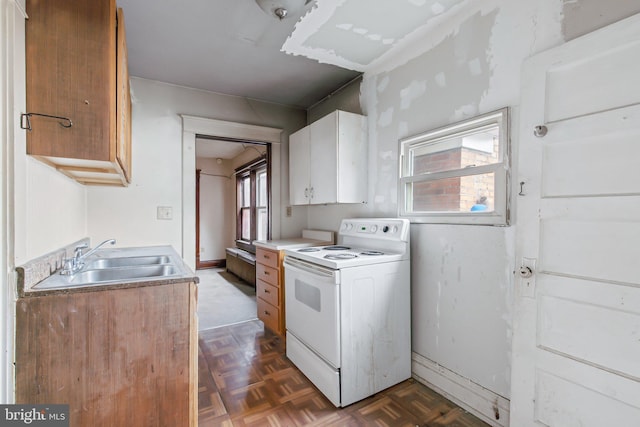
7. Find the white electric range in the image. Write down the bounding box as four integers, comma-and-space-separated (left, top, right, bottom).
283, 218, 411, 407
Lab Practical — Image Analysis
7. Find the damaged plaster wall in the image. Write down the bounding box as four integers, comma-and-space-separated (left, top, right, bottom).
360, 0, 567, 400
308, 0, 565, 401
306, 0, 639, 407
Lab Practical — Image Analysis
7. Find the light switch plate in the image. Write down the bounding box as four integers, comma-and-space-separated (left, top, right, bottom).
157, 206, 173, 220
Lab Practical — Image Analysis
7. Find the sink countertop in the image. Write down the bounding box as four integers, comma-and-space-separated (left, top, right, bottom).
21, 245, 198, 297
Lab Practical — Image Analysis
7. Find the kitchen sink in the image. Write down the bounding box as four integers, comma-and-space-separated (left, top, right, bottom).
26, 245, 195, 292
85, 255, 171, 269
69, 265, 178, 284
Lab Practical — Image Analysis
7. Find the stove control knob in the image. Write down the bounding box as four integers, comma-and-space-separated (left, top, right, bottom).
371, 225, 378, 233
392, 226, 398, 233
382, 226, 390, 233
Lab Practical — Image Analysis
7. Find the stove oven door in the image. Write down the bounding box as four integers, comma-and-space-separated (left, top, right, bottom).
284, 256, 340, 368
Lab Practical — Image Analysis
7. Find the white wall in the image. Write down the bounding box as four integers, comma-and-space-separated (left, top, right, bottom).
196, 157, 232, 262
86, 78, 307, 257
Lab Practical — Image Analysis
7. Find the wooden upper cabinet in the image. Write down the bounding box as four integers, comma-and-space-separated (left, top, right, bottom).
25, 0, 132, 186
116, 7, 132, 182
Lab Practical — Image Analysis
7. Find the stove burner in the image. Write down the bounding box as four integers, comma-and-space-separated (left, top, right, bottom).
324, 245, 351, 251
324, 253, 358, 260
360, 251, 385, 256
298, 247, 321, 252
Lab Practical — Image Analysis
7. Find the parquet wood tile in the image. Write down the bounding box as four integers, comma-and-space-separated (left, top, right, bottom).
198, 320, 490, 427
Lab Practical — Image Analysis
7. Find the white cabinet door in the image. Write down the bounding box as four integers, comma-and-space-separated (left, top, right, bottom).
512, 14, 640, 426
288, 110, 367, 206
309, 113, 338, 204
289, 126, 310, 205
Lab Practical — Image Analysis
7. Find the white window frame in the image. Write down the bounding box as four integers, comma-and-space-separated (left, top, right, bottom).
398, 108, 511, 226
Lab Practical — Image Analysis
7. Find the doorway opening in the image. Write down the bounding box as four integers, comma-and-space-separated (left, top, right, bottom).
195, 135, 271, 271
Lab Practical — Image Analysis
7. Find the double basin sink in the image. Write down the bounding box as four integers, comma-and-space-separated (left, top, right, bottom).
69, 255, 177, 284
32, 246, 188, 291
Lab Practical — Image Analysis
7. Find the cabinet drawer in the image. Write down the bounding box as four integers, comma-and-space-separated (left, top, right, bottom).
256, 248, 279, 269
257, 298, 280, 334
257, 279, 279, 307
256, 263, 278, 286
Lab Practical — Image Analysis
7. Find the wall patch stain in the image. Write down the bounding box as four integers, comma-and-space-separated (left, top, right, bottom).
377, 75, 390, 93
432, 2, 445, 14
371, 10, 498, 144
468, 57, 483, 76
379, 107, 394, 127
336, 23, 353, 31
400, 80, 427, 110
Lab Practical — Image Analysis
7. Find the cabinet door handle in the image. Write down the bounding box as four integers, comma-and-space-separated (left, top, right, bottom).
264, 289, 270, 294
304, 187, 309, 198
264, 310, 270, 316
310, 187, 314, 199
264, 271, 269, 275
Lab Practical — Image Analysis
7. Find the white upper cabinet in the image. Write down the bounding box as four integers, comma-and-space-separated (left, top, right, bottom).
289, 110, 367, 206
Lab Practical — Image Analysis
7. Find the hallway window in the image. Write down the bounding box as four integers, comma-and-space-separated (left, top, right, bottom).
236, 156, 268, 247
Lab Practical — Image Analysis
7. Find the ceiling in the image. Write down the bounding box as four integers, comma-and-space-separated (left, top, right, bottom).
118, 0, 468, 158
117, 0, 468, 109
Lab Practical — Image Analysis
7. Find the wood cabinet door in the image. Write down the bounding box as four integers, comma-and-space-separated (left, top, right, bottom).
116, 7, 132, 182
15, 283, 196, 426
26, 0, 115, 161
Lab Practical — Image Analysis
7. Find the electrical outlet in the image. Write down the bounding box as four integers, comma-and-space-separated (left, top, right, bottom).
286, 206, 292, 217
157, 206, 173, 220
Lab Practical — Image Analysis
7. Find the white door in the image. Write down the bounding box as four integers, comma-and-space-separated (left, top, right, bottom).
512, 14, 640, 426
289, 125, 310, 205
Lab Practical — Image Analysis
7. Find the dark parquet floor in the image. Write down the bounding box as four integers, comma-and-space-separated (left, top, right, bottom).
198, 320, 490, 427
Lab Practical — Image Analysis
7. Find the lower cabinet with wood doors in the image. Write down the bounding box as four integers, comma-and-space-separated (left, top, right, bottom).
15, 281, 198, 427
256, 247, 285, 335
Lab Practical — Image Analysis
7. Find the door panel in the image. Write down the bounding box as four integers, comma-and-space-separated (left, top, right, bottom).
534, 370, 640, 427
512, 13, 640, 426
545, 39, 640, 122
540, 105, 640, 197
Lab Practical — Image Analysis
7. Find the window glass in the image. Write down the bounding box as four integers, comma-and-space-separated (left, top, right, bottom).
235, 157, 269, 244
256, 168, 268, 241
399, 108, 510, 225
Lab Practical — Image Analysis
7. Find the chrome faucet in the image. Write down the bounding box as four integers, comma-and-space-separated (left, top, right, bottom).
61, 239, 116, 275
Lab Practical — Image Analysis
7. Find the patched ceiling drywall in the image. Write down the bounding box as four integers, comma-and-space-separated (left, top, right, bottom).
118, 0, 469, 109
284, 0, 468, 71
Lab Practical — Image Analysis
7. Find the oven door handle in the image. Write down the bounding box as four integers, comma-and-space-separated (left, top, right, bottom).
284, 256, 337, 280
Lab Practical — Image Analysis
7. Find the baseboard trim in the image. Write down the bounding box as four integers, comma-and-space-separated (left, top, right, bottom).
412, 352, 510, 427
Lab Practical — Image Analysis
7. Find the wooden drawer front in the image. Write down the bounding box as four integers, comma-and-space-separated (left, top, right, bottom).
257, 298, 280, 333
256, 263, 278, 286
257, 279, 279, 307
256, 248, 279, 269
